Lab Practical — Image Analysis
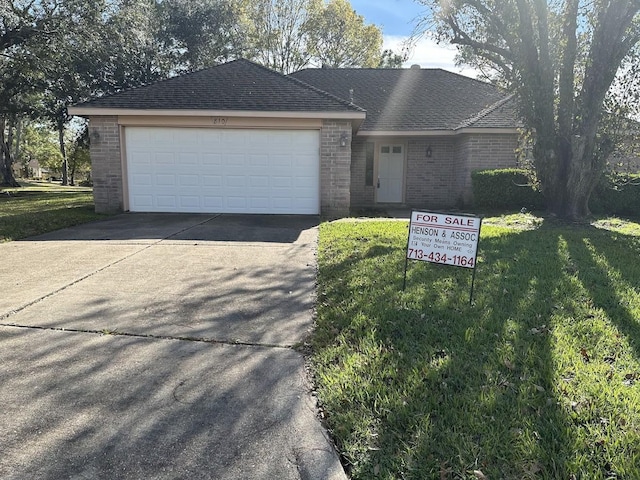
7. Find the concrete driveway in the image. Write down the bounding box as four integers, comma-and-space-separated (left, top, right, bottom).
0, 214, 346, 480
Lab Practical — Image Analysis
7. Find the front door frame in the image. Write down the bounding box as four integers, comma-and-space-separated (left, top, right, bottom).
375, 140, 406, 204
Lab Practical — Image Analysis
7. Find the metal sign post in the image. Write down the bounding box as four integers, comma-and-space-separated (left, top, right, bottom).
468, 219, 483, 304
403, 210, 482, 304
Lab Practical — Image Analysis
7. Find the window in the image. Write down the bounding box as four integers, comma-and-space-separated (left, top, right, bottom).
365, 142, 374, 186
392, 146, 402, 154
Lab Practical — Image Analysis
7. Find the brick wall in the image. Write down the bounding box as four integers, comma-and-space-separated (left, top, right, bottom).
350, 138, 375, 207
331, 131, 519, 212
456, 133, 519, 204
88, 116, 123, 213
321, 120, 351, 217
406, 137, 458, 208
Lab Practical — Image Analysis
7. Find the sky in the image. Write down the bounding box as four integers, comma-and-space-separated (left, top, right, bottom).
349, 0, 478, 77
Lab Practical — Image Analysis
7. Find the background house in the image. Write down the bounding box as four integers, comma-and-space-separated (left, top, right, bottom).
70, 59, 520, 216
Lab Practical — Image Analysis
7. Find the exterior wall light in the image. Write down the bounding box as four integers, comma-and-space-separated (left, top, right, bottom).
426, 145, 432, 158
340, 132, 349, 147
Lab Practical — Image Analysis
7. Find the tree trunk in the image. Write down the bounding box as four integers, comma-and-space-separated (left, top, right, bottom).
12, 118, 23, 166
0, 117, 20, 187
562, 179, 592, 221
58, 118, 69, 186
543, 135, 607, 222
69, 154, 76, 186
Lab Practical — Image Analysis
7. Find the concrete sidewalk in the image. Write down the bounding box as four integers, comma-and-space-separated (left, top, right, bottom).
0, 214, 346, 479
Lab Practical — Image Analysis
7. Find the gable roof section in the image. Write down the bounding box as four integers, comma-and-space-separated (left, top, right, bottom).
70, 59, 364, 117
289, 67, 518, 132
455, 94, 520, 130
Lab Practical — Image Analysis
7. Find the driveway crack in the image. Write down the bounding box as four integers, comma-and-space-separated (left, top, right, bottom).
0, 322, 295, 350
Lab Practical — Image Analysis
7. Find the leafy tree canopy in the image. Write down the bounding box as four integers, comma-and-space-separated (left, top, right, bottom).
418, 0, 640, 220
306, 0, 383, 68
1, 0, 393, 185
238, 0, 384, 72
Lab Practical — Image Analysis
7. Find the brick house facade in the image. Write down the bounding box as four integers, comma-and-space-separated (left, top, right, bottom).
348, 133, 518, 210
71, 60, 520, 217
292, 67, 521, 213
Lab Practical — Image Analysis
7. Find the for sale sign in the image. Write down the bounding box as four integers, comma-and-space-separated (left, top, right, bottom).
406, 211, 481, 269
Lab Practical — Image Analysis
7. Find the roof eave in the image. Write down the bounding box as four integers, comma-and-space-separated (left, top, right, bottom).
357, 127, 518, 137
68, 107, 365, 120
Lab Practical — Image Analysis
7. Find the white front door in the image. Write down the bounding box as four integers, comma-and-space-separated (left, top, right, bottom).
377, 144, 404, 203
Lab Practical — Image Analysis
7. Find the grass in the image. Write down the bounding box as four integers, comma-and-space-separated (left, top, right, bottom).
313, 214, 640, 479
0, 180, 105, 242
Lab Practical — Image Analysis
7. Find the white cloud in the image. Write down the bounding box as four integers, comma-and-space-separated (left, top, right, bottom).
383, 35, 480, 78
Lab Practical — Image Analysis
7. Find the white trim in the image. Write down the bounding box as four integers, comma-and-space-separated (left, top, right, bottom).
116, 116, 324, 129
375, 141, 406, 204
68, 107, 365, 120
357, 128, 518, 137
120, 125, 130, 211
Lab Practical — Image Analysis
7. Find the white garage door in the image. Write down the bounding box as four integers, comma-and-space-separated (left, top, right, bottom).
125, 127, 320, 214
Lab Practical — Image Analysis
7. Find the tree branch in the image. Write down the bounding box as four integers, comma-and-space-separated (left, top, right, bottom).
446, 15, 514, 62
558, 0, 579, 144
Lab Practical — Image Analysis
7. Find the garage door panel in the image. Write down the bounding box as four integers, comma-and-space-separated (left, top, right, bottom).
204, 196, 223, 208
249, 155, 269, 167
199, 131, 222, 145
270, 155, 292, 167
132, 195, 153, 207
250, 197, 270, 208
250, 176, 269, 187
155, 174, 175, 186
126, 127, 319, 214
203, 175, 222, 186
178, 175, 199, 186
129, 151, 151, 165
272, 176, 292, 188
179, 152, 199, 165
156, 196, 177, 208
202, 154, 222, 165
132, 173, 153, 186
155, 153, 175, 165
273, 196, 294, 207
295, 176, 316, 188
173, 130, 197, 143
224, 153, 246, 165
227, 197, 247, 209
180, 196, 200, 208
296, 154, 317, 167
226, 176, 246, 187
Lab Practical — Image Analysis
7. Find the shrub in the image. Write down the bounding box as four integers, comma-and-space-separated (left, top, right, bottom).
471, 168, 545, 210
473, 168, 640, 217
590, 173, 640, 217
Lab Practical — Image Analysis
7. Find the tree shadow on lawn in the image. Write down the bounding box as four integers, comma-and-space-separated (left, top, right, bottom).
314, 221, 640, 479
564, 227, 640, 358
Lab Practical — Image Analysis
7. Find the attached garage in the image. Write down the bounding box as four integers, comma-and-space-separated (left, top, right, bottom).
68, 59, 365, 217
124, 127, 320, 214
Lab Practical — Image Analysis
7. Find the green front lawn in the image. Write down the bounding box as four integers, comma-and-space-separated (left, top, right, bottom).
0, 180, 104, 242
313, 215, 640, 479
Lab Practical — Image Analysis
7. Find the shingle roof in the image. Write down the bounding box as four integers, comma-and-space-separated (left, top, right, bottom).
289, 67, 519, 131
73, 59, 363, 113
455, 94, 520, 129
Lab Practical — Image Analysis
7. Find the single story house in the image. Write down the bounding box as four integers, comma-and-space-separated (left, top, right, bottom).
69, 59, 520, 217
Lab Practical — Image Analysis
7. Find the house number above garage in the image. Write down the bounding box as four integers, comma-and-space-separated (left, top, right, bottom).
212, 117, 228, 126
